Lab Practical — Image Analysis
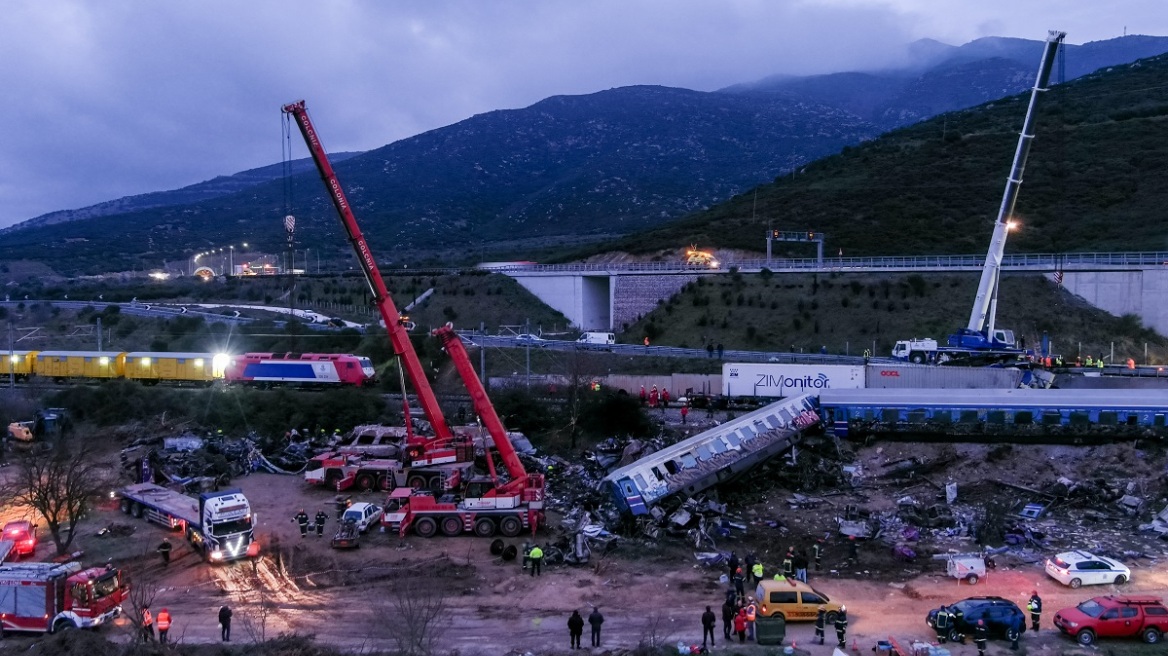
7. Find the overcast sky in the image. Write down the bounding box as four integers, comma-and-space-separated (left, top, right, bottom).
1, 0, 1164, 229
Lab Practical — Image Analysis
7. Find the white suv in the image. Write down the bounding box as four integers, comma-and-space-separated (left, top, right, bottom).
342, 502, 384, 533
1045, 550, 1130, 588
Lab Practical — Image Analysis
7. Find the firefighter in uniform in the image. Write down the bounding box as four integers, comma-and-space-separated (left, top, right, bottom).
1027, 590, 1042, 631
314, 509, 328, 537
293, 509, 310, 537
814, 605, 826, 645
156, 538, 172, 566
974, 619, 988, 656
781, 549, 794, 578
934, 605, 950, 643
812, 538, 824, 571
834, 605, 848, 647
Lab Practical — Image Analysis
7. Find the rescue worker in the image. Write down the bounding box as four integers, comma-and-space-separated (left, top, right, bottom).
219, 605, 232, 642
934, 605, 950, 643
334, 495, 351, 520
639, 385, 647, 406
727, 551, 740, 577
744, 552, 755, 581
721, 597, 735, 640
661, 388, 670, 408
781, 550, 794, 578
293, 509, 310, 537
731, 568, 745, 600
848, 535, 858, 564
1009, 612, 1024, 650
751, 560, 764, 584
835, 605, 848, 648
1027, 590, 1042, 631
812, 538, 824, 571
733, 607, 747, 643
701, 605, 717, 647
974, 619, 988, 656
156, 538, 172, 566
157, 607, 172, 644
1085, 354, 1094, 366
314, 509, 328, 537
814, 605, 826, 645
140, 606, 155, 642
588, 607, 604, 647
529, 543, 544, 577
680, 404, 689, 424
744, 596, 757, 641
567, 609, 584, 649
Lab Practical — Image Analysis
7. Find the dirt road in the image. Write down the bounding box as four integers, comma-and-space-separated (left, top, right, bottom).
81, 470, 1166, 654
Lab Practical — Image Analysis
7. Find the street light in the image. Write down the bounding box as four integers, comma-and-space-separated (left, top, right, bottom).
229, 245, 234, 276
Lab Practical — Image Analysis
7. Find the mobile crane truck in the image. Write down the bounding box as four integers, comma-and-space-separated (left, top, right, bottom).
892, 30, 1065, 366
117, 482, 259, 562
282, 100, 546, 538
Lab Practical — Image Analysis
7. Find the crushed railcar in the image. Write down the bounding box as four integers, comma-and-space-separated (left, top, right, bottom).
603, 393, 819, 516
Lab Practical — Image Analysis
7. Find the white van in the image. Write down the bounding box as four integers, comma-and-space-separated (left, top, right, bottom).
576, 332, 615, 349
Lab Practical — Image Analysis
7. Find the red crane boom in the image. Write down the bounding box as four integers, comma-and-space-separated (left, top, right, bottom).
281, 100, 452, 441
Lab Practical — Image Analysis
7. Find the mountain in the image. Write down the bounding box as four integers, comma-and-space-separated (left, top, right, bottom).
0, 87, 880, 274
722, 34, 1168, 129
584, 53, 1168, 260
0, 153, 359, 236
3, 35, 1168, 275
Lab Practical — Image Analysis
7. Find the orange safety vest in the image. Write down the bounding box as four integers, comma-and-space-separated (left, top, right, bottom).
745, 604, 757, 622
142, 610, 153, 627
157, 611, 171, 631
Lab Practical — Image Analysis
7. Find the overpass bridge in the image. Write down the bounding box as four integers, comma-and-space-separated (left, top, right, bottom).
497, 251, 1168, 335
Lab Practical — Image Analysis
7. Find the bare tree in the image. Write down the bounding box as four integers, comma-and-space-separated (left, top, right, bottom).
385, 579, 450, 656
4, 436, 112, 556
124, 571, 161, 644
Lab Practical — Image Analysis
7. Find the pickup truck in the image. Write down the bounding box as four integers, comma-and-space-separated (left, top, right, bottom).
1054, 594, 1168, 645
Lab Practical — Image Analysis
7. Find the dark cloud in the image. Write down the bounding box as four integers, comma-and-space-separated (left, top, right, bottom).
1, 0, 1163, 228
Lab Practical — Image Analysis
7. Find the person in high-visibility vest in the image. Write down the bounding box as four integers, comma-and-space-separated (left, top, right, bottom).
140, 607, 155, 642
156, 608, 172, 644
529, 545, 544, 577
744, 597, 757, 641
751, 561, 763, 583
1027, 591, 1042, 631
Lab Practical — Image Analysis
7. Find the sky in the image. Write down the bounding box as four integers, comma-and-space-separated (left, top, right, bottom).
1, 0, 1165, 230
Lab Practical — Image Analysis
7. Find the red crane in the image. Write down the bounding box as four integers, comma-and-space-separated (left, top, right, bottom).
281, 100, 452, 442
282, 100, 544, 536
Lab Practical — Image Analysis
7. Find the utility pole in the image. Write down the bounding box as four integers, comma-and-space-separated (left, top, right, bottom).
525, 318, 531, 390
7, 320, 13, 390
285, 214, 297, 352
96, 317, 102, 351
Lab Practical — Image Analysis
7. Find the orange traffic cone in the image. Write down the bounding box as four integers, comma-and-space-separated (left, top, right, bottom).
852, 638, 859, 653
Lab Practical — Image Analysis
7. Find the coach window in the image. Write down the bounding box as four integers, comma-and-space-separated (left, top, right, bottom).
663, 460, 679, 475
650, 467, 665, 482
1070, 411, 1090, 426
1155, 414, 1166, 427
634, 474, 648, 490
679, 452, 697, 468
724, 432, 741, 448
1014, 411, 1033, 425
1099, 411, 1118, 426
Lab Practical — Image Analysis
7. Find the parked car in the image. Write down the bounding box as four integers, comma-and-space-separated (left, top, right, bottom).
926, 597, 1025, 643
1, 520, 37, 559
1045, 550, 1131, 588
754, 579, 843, 623
341, 502, 383, 533
333, 425, 407, 458
514, 333, 548, 346
1053, 595, 1168, 645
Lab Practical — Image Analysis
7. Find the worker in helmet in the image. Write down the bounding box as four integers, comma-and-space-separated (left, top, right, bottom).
293, 509, 309, 537
835, 605, 848, 647
974, 619, 988, 656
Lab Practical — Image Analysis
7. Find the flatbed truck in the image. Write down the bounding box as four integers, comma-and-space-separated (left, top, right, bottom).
117, 482, 259, 562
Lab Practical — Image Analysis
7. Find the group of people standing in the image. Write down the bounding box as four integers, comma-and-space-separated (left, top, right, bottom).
566, 608, 604, 649
139, 605, 234, 643
292, 508, 332, 537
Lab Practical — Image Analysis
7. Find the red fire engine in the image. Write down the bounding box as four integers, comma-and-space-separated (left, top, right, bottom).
283, 100, 545, 538
0, 562, 128, 633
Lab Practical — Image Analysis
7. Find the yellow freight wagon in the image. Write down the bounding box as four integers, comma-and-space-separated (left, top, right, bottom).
4, 350, 38, 381
34, 351, 125, 380
123, 352, 220, 385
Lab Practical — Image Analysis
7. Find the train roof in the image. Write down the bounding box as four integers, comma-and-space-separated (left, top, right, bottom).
124, 352, 215, 359
819, 388, 1168, 411
35, 350, 124, 358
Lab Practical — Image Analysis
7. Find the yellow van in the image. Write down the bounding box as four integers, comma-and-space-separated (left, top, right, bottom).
754, 579, 843, 622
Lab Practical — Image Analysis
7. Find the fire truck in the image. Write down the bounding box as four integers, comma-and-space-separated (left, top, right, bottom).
0, 561, 128, 634
283, 100, 546, 538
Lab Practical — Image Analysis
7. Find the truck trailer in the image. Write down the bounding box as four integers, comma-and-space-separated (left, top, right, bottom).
117, 482, 259, 562
0, 561, 128, 634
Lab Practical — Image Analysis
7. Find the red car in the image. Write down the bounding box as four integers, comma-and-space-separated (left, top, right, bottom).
2, 520, 38, 559
1054, 595, 1168, 645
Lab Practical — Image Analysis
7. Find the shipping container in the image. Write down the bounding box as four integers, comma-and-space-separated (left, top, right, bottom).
864, 363, 1022, 389
723, 363, 864, 397
3, 351, 37, 380
33, 351, 124, 380
123, 352, 221, 384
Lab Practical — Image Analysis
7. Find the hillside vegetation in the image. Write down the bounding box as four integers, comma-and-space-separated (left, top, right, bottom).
623, 271, 1168, 364
581, 53, 1168, 260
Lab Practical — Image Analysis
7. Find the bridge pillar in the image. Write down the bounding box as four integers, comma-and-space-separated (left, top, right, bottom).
511, 274, 612, 330
1059, 269, 1168, 335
